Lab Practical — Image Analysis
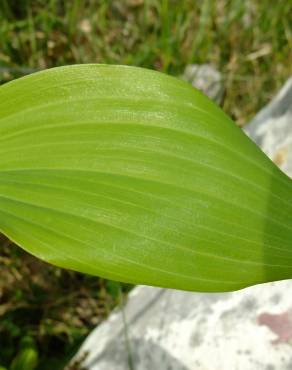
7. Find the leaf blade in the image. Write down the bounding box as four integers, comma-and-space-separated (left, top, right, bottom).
0, 64, 292, 291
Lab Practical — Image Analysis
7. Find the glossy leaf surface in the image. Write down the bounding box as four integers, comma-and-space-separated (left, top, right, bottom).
0, 64, 292, 291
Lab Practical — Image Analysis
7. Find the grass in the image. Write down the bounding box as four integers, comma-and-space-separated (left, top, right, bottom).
0, 236, 131, 369
0, 0, 291, 369
0, 0, 291, 123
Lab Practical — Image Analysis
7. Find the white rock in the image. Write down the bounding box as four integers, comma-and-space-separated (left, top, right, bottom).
182, 64, 224, 104
244, 76, 292, 177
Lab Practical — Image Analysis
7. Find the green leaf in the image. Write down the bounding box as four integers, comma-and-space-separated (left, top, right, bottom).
0, 64, 292, 292
10, 347, 38, 370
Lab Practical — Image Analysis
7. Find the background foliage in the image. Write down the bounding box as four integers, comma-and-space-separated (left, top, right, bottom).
0, 0, 291, 369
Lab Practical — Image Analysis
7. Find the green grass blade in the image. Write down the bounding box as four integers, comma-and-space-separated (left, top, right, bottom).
0, 64, 292, 292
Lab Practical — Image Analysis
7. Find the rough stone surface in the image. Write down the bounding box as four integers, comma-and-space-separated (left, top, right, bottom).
182, 64, 224, 104
71, 76, 292, 370
244, 76, 292, 177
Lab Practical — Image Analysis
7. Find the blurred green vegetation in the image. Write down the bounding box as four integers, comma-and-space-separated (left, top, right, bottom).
0, 0, 291, 368
0, 236, 130, 370
0, 0, 291, 123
